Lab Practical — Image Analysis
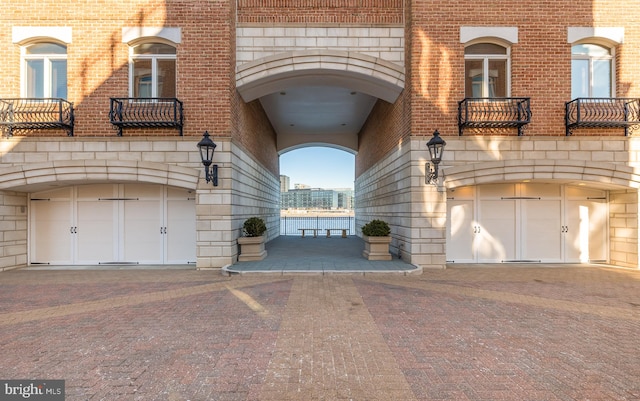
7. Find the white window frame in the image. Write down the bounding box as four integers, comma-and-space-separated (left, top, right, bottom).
464, 42, 511, 98
20, 42, 67, 99
571, 42, 615, 98
128, 43, 177, 98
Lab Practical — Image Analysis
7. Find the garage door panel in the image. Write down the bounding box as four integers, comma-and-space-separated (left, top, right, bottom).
30, 199, 72, 264
521, 199, 562, 262
446, 200, 475, 262
566, 199, 608, 263
477, 199, 516, 262
76, 200, 117, 264
123, 199, 163, 264
166, 198, 196, 263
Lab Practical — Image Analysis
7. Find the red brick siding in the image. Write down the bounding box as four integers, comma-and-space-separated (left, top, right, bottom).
237, 0, 403, 24
356, 93, 409, 177
1, 0, 235, 140
409, 0, 640, 142
232, 94, 279, 175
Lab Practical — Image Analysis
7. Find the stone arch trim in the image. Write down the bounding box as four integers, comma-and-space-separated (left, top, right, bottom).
0, 160, 200, 191
444, 160, 640, 189
236, 50, 405, 104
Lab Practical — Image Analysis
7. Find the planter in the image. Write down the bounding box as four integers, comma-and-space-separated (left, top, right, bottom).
237, 235, 267, 261
362, 235, 392, 261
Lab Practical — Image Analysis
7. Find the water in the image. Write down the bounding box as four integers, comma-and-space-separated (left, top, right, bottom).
280, 216, 356, 236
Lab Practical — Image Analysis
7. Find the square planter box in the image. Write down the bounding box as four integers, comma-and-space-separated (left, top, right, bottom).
237, 236, 267, 261
362, 235, 392, 261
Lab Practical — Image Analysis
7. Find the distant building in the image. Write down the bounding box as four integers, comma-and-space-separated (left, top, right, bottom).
294, 183, 310, 189
281, 187, 353, 210
337, 189, 354, 210
280, 175, 290, 192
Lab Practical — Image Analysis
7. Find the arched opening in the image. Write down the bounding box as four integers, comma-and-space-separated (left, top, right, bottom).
235, 50, 405, 154
279, 146, 355, 237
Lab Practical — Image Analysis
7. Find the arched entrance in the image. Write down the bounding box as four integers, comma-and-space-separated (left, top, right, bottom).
236, 50, 405, 154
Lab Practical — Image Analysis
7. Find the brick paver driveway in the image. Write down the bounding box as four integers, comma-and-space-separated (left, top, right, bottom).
1, 265, 638, 400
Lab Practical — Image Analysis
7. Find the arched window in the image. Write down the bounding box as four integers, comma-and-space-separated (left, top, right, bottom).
464, 43, 509, 98
571, 43, 613, 98
130, 42, 176, 98
22, 42, 67, 98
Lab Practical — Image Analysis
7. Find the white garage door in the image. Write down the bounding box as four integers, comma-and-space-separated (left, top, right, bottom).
447, 184, 608, 263
30, 184, 196, 266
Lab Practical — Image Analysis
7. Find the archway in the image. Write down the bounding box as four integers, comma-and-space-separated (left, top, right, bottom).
236, 50, 405, 153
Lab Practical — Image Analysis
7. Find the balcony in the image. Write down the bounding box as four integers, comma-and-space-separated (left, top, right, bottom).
109, 98, 184, 136
458, 98, 532, 136
0, 98, 74, 136
565, 98, 640, 136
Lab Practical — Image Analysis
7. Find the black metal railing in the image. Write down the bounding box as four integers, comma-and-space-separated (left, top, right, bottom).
458, 97, 532, 136
109, 98, 184, 136
565, 98, 640, 136
0, 98, 74, 136
280, 216, 355, 236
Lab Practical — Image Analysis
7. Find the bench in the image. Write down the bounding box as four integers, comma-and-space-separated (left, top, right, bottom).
325, 229, 348, 238
298, 228, 318, 238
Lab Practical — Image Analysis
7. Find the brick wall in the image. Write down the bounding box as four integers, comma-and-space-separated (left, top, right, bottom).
408, 0, 640, 144
356, 92, 408, 177
237, 0, 403, 24
231, 95, 279, 176
357, 0, 640, 181
1, 0, 235, 141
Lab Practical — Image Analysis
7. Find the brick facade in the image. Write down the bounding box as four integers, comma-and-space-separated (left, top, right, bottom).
1, 0, 639, 269
237, 0, 403, 24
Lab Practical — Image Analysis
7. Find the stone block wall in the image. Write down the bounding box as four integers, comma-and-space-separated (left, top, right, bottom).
236, 25, 405, 67
609, 190, 639, 268
229, 142, 281, 262
0, 190, 27, 271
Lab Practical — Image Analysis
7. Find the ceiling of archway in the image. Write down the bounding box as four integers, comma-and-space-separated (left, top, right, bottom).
260, 85, 377, 137
235, 51, 405, 154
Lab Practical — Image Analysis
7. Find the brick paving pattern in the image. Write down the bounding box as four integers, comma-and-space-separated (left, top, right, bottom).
0, 266, 638, 400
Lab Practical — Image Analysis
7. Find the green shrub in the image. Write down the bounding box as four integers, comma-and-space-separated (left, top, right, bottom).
243, 217, 267, 237
361, 219, 390, 236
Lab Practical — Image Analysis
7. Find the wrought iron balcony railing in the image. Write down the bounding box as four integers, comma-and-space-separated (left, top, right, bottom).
0, 98, 74, 136
109, 98, 184, 136
458, 97, 532, 136
565, 98, 640, 136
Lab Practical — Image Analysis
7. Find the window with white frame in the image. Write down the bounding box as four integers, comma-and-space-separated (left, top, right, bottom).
571, 43, 613, 98
464, 43, 509, 98
22, 42, 67, 99
130, 42, 176, 98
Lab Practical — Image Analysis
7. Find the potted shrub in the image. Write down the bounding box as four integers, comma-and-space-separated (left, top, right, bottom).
361, 219, 392, 261
237, 217, 268, 261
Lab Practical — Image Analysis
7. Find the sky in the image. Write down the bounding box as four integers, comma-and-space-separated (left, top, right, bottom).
280, 147, 355, 190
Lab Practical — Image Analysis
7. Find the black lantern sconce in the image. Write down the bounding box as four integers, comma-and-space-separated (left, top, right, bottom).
197, 131, 218, 186
426, 129, 446, 185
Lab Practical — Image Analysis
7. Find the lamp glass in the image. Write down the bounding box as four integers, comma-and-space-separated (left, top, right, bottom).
426, 130, 446, 164
197, 131, 216, 167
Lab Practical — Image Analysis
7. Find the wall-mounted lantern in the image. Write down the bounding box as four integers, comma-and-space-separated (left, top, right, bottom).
426, 129, 446, 185
197, 131, 218, 186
